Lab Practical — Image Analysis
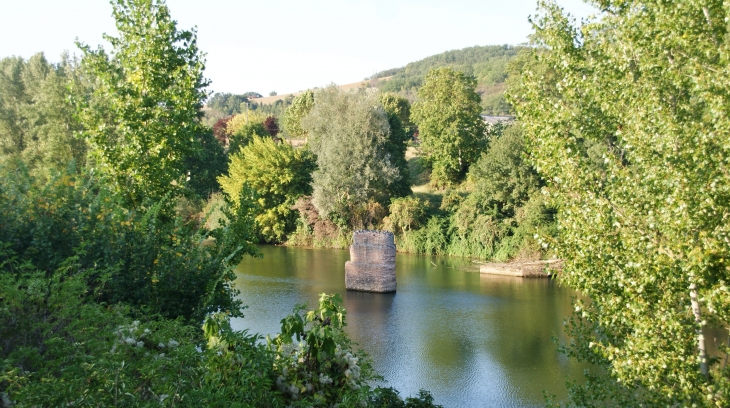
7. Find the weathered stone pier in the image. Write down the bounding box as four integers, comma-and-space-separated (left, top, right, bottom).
345, 230, 396, 293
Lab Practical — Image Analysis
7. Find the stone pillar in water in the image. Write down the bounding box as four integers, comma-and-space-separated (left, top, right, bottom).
345, 230, 396, 293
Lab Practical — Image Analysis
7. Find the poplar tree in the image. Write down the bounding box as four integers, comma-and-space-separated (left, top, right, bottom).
77, 0, 208, 205
511, 0, 730, 404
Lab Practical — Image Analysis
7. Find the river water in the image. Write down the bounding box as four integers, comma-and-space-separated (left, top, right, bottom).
231, 245, 586, 407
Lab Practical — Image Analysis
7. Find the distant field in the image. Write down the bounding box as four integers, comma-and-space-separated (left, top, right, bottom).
251, 77, 393, 105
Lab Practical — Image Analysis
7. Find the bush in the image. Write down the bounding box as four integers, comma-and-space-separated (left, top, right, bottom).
267, 294, 377, 406
0, 164, 257, 323
218, 136, 316, 243
468, 125, 541, 217
385, 196, 428, 234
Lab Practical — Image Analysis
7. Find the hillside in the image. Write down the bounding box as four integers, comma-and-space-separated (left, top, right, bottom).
372, 44, 523, 115
250, 76, 393, 105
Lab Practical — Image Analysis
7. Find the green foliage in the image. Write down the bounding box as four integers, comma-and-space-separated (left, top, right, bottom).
510, 0, 730, 405
0, 164, 257, 322
398, 216, 450, 256
469, 125, 542, 217
267, 293, 377, 406
226, 110, 269, 154
379, 93, 413, 197
218, 136, 315, 243
0, 53, 87, 172
368, 388, 442, 408
0, 261, 206, 407
283, 89, 315, 139
379, 92, 413, 132
76, 0, 209, 206
385, 196, 428, 234
396, 125, 552, 261
374, 45, 521, 114
207, 92, 249, 116
302, 86, 402, 225
184, 127, 228, 199
411, 67, 487, 186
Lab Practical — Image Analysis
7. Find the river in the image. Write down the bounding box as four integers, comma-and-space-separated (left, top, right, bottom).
231, 245, 586, 407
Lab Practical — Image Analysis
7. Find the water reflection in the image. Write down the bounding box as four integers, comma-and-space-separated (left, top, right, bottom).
232, 246, 587, 407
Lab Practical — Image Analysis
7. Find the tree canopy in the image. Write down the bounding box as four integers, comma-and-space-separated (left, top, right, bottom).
77, 0, 208, 205
218, 136, 315, 243
302, 86, 401, 225
411, 67, 487, 187
510, 0, 730, 404
0, 53, 87, 171
282, 90, 314, 139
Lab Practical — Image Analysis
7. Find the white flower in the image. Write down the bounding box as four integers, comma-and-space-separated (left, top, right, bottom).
158, 343, 165, 348
136, 341, 144, 347
167, 339, 179, 348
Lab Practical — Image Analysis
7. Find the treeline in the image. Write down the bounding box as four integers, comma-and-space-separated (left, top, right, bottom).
203, 91, 293, 128
372, 44, 522, 115
225, 66, 554, 264
0, 0, 440, 406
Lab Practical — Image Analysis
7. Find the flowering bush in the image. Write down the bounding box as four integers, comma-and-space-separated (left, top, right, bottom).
267, 293, 377, 406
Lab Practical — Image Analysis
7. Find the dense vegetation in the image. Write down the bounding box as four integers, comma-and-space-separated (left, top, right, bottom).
5, 0, 727, 405
0, 0, 441, 406
512, 0, 730, 405
373, 45, 522, 115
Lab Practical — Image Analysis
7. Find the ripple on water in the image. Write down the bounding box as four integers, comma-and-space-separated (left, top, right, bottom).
232, 246, 587, 408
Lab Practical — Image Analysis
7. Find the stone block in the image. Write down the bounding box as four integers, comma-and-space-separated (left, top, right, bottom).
345, 230, 396, 293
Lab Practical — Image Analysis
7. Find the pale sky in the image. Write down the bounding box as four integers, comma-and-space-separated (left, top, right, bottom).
0, 0, 597, 96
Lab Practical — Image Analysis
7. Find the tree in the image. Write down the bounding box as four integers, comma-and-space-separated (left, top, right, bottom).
218, 136, 315, 243
379, 93, 412, 197
468, 125, 542, 218
77, 0, 208, 206
225, 110, 268, 154
301, 86, 400, 224
206, 92, 248, 116
510, 0, 730, 405
184, 127, 227, 199
0, 53, 87, 171
411, 67, 487, 186
263, 115, 280, 138
283, 89, 314, 139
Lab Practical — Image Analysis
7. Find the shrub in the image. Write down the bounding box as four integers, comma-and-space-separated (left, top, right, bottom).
0, 164, 257, 322
385, 196, 428, 234
218, 136, 316, 243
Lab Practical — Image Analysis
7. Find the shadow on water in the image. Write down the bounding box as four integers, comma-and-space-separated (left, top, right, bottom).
231, 245, 589, 408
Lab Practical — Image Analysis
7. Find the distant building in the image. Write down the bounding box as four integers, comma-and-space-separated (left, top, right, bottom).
481, 115, 515, 125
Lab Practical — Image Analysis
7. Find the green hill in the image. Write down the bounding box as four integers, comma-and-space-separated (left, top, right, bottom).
372, 44, 523, 115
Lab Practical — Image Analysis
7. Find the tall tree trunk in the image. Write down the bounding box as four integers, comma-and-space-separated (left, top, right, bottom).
689, 283, 709, 379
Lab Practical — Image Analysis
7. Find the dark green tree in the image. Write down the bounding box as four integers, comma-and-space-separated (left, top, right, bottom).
184, 127, 227, 199
0, 53, 87, 171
